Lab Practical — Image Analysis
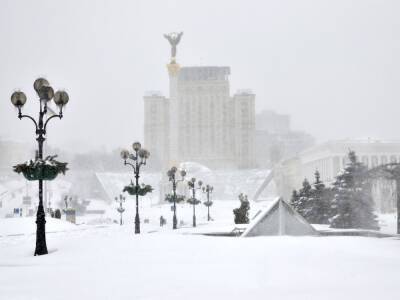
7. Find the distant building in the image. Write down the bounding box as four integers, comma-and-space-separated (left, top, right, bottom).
144, 65, 256, 170
275, 139, 400, 208
256, 110, 290, 135
255, 110, 314, 168
300, 139, 400, 184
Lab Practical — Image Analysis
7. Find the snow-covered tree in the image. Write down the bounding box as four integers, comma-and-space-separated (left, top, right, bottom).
307, 170, 331, 224
233, 193, 250, 224
295, 178, 312, 219
291, 172, 332, 224
330, 151, 379, 230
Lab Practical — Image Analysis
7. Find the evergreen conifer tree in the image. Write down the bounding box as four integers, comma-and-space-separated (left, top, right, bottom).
296, 178, 312, 219
307, 170, 331, 224
330, 151, 379, 230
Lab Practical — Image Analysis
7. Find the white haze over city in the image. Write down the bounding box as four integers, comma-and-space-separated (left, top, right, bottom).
0, 0, 399, 152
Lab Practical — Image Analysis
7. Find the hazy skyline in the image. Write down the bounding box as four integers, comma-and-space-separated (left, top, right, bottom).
0, 0, 399, 152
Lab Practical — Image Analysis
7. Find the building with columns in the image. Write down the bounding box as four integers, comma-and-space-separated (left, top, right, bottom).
299, 140, 400, 184
274, 139, 400, 205
144, 63, 256, 170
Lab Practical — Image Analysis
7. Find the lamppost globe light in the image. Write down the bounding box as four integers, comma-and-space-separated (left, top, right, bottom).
138, 148, 150, 159
171, 166, 177, 173
132, 141, 141, 151
120, 149, 130, 160
191, 177, 196, 183
33, 78, 50, 93
11, 91, 27, 107
198, 180, 203, 187
180, 169, 186, 178
38, 85, 54, 102
54, 90, 69, 107
167, 170, 173, 178
138, 149, 146, 158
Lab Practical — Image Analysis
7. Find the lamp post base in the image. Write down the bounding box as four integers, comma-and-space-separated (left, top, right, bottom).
34, 209, 48, 256
135, 214, 140, 234
173, 214, 177, 230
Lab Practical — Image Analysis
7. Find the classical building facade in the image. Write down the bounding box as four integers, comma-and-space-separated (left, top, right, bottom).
299, 140, 400, 184
144, 64, 255, 170
274, 139, 400, 211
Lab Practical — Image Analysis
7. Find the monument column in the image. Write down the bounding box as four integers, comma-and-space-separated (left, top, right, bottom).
159, 32, 183, 204
167, 62, 180, 167
164, 32, 183, 169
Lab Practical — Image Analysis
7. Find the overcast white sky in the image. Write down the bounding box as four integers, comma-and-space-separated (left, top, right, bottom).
0, 0, 399, 152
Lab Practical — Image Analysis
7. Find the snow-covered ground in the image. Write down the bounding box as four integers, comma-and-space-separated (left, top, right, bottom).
1, 217, 400, 300
1, 170, 400, 300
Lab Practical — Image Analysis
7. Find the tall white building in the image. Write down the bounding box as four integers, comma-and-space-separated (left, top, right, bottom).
144, 63, 255, 170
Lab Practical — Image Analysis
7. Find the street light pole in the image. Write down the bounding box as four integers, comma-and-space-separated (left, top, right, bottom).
202, 184, 214, 221
187, 177, 203, 227
115, 194, 126, 225
167, 166, 186, 229
10, 78, 69, 256
121, 142, 150, 234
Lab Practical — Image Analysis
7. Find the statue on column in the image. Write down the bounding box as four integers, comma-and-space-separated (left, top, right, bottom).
164, 32, 183, 63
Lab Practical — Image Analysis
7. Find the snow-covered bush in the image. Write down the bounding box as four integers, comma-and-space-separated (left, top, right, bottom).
233, 193, 250, 224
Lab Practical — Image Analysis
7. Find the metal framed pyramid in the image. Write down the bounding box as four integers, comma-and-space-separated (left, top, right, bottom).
242, 197, 317, 237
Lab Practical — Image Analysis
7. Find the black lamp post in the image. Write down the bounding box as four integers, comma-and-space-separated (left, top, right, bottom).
121, 142, 150, 234
187, 177, 203, 227
10, 78, 69, 256
202, 184, 214, 221
115, 194, 126, 225
167, 166, 186, 229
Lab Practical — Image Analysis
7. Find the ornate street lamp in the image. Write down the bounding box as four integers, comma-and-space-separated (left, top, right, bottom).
187, 177, 203, 227
202, 184, 214, 221
10, 78, 69, 256
115, 194, 126, 225
121, 142, 151, 234
166, 166, 186, 229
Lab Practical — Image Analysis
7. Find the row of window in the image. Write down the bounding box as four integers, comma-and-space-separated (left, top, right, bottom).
342, 155, 399, 168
